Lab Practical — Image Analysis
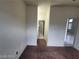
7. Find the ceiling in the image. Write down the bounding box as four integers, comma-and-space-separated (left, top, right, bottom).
0, 0, 79, 6
0, 0, 15, 2
24, 0, 79, 6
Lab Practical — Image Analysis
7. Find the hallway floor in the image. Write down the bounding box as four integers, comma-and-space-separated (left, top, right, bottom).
19, 46, 79, 59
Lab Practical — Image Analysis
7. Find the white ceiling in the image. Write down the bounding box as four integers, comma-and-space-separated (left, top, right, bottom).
0, 0, 16, 2
0, 0, 79, 6
24, 0, 79, 6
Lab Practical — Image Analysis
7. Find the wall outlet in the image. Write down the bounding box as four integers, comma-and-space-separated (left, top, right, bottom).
16, 51, 18, 55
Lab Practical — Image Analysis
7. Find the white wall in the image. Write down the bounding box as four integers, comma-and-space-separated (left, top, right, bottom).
48, 6, 79, 46
74, 18, 79, 50
26, 5, 37, 46
16, 0, 27, 58
0, 0, 26, 59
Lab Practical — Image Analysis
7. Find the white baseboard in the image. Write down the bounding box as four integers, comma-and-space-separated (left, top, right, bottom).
16, 44, 27, 59
74, 47, 79, 51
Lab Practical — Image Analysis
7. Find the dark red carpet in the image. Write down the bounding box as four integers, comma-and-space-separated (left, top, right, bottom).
19, 46, 79, 59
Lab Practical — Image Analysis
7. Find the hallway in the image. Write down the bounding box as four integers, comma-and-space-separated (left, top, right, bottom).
19, 46, 79, 59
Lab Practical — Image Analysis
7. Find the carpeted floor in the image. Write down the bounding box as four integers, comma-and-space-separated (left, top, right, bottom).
19, 46, 79, 59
